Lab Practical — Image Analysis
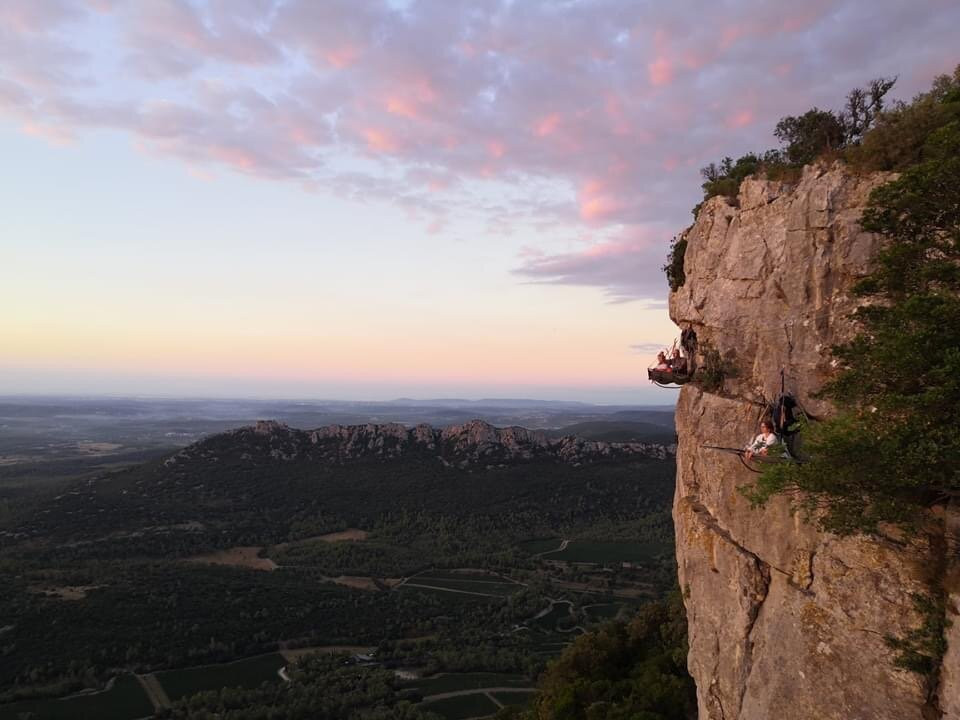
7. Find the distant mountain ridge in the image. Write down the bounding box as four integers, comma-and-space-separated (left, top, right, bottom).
166, 418, 675, 470
544, 420, 675, 444
7, 418, 676, 545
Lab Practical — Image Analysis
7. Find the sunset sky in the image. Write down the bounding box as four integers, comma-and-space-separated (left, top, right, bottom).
1, 0, 957, 403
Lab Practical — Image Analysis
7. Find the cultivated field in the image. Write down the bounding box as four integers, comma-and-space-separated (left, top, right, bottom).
153, 653, 287, 702
403, 573, 522, 597
407, 672, 531, 695
316, 528, 369, 542
184, 546, 278, 571
542, 539, 669, 564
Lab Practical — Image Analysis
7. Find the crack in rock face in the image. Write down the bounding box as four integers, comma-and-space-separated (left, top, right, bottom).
670, 164, 942, 720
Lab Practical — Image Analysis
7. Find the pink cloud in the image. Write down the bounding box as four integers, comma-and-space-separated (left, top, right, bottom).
604, 93, 631, 136
22, 121, 74, 145
383, 78, 438, 120
0, 0, 79, 33
647, 56, 673, 87
274, 1, 375, 72
386, 96, 419, 119
362, 128, 400, 153
534, 113, 562, 137
208, 145, 258, 171
682, 50, 707, 70
487, 139, 506, 158
720, 25, 747, 50
725, 109, 754, 129
406, 168, 457, 193
117, 0, 279, 79
579, 178, 626, 222
647, 27, 674, 87
325, 44, 363, 69
513, 229, 668, 303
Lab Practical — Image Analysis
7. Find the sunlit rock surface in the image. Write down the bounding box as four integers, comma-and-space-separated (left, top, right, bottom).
669, 163, 955, 719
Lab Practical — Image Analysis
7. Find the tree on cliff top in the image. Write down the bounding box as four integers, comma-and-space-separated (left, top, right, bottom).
690, 75, 898, 214
744, 111, 960, 535
774, 108, 846, 165
847, 65, 960, 171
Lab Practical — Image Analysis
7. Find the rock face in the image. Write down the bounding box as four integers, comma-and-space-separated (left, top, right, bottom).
167, 418, 675, 469
669, 164, 953, 719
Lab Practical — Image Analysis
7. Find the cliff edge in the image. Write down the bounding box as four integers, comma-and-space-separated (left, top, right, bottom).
669, 163, 955, 719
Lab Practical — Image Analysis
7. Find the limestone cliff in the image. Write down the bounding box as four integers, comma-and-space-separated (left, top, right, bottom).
669, 163, 955, 719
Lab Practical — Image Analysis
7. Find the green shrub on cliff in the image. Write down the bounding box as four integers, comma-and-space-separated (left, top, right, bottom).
773, 108, 847, 165
699, 153, 764, 202
696, 341, 736, 393
663, 235, 687, 292
744, 116, 960, 535
847, 65, 960, 171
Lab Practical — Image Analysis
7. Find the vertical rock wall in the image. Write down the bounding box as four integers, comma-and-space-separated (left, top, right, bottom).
668, 164, 952, 719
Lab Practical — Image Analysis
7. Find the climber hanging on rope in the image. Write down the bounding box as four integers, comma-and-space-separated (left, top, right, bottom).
703, 419, 785, 473
744, 420, 779, 461
670, 347, 687, 374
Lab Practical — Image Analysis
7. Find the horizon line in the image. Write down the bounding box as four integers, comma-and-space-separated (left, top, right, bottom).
0, 392, 675, 408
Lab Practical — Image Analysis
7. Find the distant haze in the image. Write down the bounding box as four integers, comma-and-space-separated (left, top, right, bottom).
0, 369, 668, 405
0, 395, 677, 462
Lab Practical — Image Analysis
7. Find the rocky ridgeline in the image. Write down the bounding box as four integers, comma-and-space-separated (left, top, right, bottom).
670, 163, 957, 719
164, 418, 675, 469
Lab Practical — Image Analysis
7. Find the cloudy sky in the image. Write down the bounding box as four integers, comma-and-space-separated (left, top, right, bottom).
1, 0, 957, 402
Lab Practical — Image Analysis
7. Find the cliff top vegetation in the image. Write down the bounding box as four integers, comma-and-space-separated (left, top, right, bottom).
692, 66, 959, 214
736, 66, 960, 536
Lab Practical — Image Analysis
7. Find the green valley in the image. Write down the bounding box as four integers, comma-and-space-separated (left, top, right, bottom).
0, 420, 680, 719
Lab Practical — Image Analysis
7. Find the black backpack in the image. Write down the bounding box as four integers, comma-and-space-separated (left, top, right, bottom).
771, 393, 799, 437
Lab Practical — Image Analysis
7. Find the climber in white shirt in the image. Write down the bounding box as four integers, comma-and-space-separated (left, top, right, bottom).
745, 420, 779, 460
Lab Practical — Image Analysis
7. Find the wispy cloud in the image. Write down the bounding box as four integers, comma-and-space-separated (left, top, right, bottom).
512, 229, 670, 304
630, 342, 669, 354
1, 0, 957, 299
